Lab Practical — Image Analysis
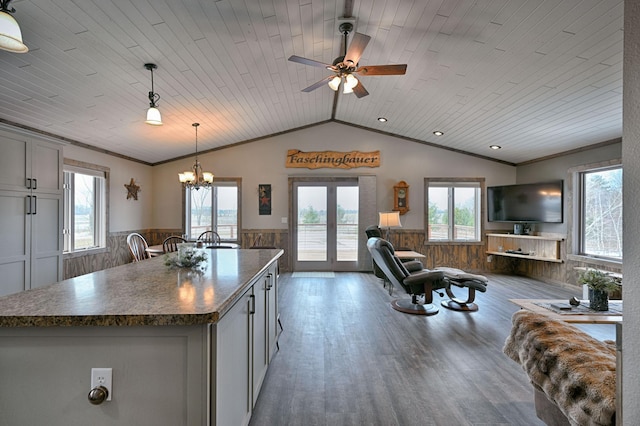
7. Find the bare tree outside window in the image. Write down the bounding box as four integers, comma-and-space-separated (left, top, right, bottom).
581, 167, 623, 259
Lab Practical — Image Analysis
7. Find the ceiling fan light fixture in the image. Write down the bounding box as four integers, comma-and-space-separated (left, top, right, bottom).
0, 1, 28, 53
328, 76, 341, 91
144, 63, 162, 126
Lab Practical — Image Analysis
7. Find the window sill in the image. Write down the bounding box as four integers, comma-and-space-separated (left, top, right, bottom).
567, 254, 622, 269
424, 240, 483, 246
64, 247, 109, 259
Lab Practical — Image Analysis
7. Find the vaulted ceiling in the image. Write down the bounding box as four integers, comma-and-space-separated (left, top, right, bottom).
0, 0, 623, 165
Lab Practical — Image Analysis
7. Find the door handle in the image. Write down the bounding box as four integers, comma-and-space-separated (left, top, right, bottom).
26, 195, 31, 214
26, 178, 32, 189
32, 178, 37, 190
249, 294, 255, 314
32, 196, 37, 215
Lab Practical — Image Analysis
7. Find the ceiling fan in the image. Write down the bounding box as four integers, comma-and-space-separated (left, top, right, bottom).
288, 23, 407, 98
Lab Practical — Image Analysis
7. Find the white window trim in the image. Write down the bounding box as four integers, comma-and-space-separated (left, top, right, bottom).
63, 159, 110, 256
183, 177, 242, 243
424, 177, 485, 245
568, 159, 622, 264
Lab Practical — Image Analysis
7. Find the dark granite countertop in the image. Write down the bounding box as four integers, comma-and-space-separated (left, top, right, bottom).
0, 249, 283, 327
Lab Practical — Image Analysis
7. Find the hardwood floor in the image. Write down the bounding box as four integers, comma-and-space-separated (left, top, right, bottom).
249, 272, 616, 426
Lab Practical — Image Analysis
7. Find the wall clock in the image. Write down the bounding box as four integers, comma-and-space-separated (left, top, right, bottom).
393, 181, 409, 215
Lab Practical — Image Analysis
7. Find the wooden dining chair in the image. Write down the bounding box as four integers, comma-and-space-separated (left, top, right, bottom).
127, 232, 150, 262
162, 236, 187, 253
198, 230, 221, 245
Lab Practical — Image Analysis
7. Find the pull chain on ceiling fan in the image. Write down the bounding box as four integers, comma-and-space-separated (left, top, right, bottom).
288, 23, 407, 98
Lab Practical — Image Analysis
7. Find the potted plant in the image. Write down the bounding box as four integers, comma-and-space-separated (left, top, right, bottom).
577, 269, 619, 311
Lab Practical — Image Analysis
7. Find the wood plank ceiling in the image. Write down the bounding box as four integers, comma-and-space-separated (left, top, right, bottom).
0, 0, 623, 165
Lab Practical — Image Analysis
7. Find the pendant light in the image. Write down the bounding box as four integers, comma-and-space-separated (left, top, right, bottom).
144, 63, 162, 126
0, 0, 28, 53
178, 123, 214, 190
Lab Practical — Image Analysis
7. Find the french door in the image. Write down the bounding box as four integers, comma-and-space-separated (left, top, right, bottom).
292, 180, 359, 271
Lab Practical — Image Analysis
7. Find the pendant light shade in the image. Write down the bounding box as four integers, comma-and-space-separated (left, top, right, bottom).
144, 63, 162, 126
0, 1, 28, 53
145, 106, 162, 126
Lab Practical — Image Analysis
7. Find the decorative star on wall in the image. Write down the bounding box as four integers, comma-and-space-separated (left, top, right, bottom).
124, 178, 140, 200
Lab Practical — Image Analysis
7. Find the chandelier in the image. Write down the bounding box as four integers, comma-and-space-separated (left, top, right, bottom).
178, 123, 214, 190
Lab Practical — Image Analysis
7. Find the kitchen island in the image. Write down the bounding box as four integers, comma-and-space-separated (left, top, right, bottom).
0, 248, 283, 426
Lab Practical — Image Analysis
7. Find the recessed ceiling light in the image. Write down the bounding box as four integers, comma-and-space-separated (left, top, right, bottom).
489, 145, 502, 150
433, 130, 444, 136
377, 117, 387, 122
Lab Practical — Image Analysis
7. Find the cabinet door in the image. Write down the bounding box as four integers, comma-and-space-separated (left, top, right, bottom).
266, 265, 279, 361
0, 135, 28, 192
252, 273, 269, 407
31, 140, 63, 194
30, 193, 63, 289
215, 287, 252, 426
0, 191, 30, 296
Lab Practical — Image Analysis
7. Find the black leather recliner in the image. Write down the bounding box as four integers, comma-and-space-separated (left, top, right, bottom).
367, 237, 447, 315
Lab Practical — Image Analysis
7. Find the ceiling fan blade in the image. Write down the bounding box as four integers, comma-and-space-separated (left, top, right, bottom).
356, 64, 407, 76
288, 55, 335, 70
343, 32, 371, 67
353, 81, 369, 98
301, 76, 335, 92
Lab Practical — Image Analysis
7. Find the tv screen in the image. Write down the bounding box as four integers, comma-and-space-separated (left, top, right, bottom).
487, 181, 563, 223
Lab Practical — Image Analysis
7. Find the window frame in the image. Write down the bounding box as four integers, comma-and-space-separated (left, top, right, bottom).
183, 177, 242, 243
575, 163, 623, 262
62, 160, 109, 256
424, 177, 484, 244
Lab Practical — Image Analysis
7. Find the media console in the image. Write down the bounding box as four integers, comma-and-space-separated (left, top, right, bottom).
486, 233, 564, 263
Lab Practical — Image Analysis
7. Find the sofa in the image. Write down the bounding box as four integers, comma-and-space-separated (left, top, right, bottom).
503, 310, 616, 426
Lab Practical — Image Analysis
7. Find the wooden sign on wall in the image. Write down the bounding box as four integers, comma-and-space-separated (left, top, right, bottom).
285, 149, 380, 169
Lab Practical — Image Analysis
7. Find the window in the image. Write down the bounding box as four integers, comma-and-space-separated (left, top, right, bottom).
185, 178, 241, 242
425, 178, 483, 242
578, 166, 622, 260
63, 163, 108, 253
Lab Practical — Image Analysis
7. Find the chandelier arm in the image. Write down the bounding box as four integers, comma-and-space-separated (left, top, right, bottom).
0, 0, 16, 13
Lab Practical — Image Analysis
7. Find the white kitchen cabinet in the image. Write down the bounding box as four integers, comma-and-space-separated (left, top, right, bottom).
0, 131, 63, 295
215, 285, 253, 426
215, 260, 280, 425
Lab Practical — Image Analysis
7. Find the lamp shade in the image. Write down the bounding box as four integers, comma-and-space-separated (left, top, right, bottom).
145, 106, 162, 125
0, 11, 28, 53
379, 211, 402, 228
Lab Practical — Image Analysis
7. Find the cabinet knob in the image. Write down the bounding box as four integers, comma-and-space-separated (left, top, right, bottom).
88, 385, 109, 405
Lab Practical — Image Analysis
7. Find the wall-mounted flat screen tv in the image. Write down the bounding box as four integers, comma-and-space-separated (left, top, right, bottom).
487, 181, 563, 223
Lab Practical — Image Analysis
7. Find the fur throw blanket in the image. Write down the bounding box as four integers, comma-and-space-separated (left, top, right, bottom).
503, 310, 616, 426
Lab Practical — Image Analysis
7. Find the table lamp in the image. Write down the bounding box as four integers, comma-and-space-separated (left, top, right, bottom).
378, 211, 402, 240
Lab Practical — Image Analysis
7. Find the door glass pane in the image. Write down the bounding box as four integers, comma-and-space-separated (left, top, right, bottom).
74, 173, 95, 249
216, 186, 238, 240
297, 186, 327, 261
428, 187, 449, 240
453, 187, 477, 240
337, 186, 358, 261
189, 187, 212, 238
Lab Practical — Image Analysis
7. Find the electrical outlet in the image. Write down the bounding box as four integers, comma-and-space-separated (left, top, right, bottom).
281, 217, 287, 224
91, 368, 112, 401
487, 255, 493, 263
